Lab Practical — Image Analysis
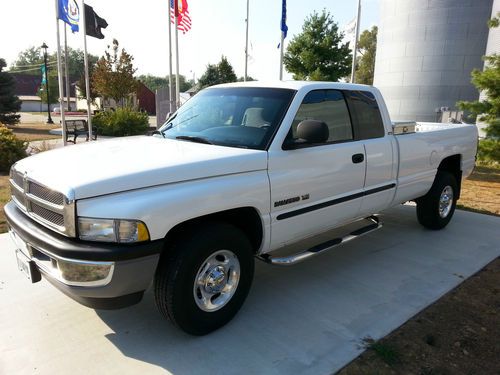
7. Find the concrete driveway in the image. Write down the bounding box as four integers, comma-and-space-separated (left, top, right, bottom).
1, 205, 499, 375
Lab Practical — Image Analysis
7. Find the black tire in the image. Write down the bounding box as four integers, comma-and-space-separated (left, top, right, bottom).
416, 171, 458, 230
154, 222, 254, 335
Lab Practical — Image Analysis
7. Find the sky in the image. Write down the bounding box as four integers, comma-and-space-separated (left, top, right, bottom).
0, 0, 379, 81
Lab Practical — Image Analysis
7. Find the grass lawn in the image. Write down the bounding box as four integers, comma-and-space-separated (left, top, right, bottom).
7, 123, 61, 142
0, 174, 10, 233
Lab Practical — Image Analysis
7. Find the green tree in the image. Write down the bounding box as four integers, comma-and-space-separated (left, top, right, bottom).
37, 70, 59, 105
237, 76, 257, 82
458, 13, 500, 163
10, 47, 45, 74
137, 74, 168, 93
0, 58, 21, 125
65, 48, 99, 78
92, 39, 138, 106
10, 46, 98, 78
198, 56, 237, 89
137, 74, 192, 93
284, 10, 351, 81
355, 26, 377, 85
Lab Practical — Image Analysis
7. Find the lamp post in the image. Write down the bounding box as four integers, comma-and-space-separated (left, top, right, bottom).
41, 42, 54, 124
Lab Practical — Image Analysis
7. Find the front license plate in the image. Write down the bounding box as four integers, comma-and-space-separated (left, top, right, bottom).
15, 249, 41, 283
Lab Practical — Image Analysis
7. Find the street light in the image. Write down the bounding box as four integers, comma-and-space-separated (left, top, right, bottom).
41, 42, 53, 124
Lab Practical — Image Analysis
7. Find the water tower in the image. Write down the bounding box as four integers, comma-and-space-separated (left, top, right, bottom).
374, 0, 493, 122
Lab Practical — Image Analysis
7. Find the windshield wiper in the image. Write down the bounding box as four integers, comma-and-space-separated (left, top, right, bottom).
175, 135, 213, 145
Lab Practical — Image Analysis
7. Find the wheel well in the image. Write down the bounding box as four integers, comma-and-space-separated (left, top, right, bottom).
437, 154, 462, 199
163, 207, 264, 254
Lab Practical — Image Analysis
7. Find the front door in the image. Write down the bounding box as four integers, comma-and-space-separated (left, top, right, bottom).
267, 89, 367, 250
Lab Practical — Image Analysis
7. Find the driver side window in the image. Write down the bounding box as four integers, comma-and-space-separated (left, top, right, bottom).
288, 90, 353, 145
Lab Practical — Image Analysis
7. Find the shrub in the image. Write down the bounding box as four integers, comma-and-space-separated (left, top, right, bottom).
92, 107, 149, 137
477, 139, 500, 165
0, 124, 27, 172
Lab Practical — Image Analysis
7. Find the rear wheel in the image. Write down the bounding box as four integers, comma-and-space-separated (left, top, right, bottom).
154, 222, 254, 335
416, 171, 458, 230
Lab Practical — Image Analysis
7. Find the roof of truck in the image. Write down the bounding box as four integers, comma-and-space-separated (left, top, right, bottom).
212, 80, 375, 92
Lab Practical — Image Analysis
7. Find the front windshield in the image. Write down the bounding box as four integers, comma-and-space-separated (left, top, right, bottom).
159, 87, 296, 150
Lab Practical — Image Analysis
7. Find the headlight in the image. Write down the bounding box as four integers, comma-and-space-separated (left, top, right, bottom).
78, 218, 150, 243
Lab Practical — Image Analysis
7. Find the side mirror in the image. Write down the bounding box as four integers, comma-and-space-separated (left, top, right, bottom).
283, 120, 329, 149
297, 120, 329, 143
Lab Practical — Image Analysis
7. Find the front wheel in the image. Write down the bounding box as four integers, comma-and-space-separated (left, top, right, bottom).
416, 171, 458, 230
154, 222, 254, 335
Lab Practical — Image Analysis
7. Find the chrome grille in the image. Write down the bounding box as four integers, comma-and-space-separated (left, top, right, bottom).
12, 171, 24, 189
30, 202, 65, 227
9, 168, 75, 237
11, 185, 26, 208
28, 181, 64, 206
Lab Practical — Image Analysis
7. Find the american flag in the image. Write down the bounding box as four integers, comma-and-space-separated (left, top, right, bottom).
170, 0, 191, 34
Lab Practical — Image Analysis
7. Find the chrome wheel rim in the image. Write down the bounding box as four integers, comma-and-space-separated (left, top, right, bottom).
439, 186, 454, 218
193, 250, 240, 312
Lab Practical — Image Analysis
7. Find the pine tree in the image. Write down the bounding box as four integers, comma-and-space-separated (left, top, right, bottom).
198, 56, 237, 89
458, 13, 500, 163
284, 10, 351, 81
0, 58, 21, 125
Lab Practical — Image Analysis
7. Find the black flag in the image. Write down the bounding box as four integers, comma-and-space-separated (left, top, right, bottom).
84, 4, 108, 39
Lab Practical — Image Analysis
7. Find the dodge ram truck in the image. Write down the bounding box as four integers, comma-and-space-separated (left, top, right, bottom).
5, 81, 478, 335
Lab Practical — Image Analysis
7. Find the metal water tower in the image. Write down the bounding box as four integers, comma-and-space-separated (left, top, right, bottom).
374, 0, 493, 122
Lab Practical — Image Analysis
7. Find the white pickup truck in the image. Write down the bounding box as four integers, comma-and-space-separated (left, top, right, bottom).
6, 81, 477, 335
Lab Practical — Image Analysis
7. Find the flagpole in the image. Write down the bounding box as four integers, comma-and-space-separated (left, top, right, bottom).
244, 0, 249, 82
279, 32, 284, 80
350, 0, 361, 83
64, 24, 71, 111
81, 0, 93, 141
174, 10, 180, 109
55, 0, 67, 146
168, 2, 174, 113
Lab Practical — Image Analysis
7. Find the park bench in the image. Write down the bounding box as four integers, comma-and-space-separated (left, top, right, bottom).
63, 119, 97, 143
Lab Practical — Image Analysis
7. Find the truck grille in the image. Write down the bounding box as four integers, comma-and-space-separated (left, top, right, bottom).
30, 202, 65, 227
9, 169, 75, 237
28, 181, 65, 206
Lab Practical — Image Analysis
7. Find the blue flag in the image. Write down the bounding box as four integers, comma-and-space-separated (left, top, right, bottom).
58, 0, 80, 33
281, 0, 288, 38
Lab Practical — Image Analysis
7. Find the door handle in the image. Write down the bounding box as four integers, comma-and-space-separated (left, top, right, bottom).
352, 153, 364, 163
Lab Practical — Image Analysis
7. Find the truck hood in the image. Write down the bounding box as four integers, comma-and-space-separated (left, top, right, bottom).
14, 136, 268, 199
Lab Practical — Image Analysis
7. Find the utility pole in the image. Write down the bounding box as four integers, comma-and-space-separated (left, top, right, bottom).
41, 43, 54, 124
350, 0, 362, 83
244, 0, 249, 81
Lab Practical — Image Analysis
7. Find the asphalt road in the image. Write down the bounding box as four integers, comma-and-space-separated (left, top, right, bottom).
1, 205, 499, 375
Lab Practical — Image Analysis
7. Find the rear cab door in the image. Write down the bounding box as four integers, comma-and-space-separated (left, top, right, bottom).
343, 90, 397, 217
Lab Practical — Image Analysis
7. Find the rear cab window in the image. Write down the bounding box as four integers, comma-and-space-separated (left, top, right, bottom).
343, 90, 385, 140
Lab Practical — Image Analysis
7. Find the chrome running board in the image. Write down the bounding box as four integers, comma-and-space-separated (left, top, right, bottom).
258, 216, 382, 266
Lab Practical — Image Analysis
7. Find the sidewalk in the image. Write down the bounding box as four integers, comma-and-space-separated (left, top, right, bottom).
1, 205, 499, 375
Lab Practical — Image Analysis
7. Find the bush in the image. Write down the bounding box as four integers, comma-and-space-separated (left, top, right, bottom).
92, 107, 149, 137
477, 139, 500, 165
0, 124, 27, 172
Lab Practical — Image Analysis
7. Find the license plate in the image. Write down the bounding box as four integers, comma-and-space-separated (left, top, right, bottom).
10, 230, 42, 283
16, 249, 34, 280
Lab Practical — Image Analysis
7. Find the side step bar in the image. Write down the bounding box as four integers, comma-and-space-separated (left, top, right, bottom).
258, 216, 382, 266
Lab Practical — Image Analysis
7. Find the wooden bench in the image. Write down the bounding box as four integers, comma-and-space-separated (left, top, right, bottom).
63, 120, 97, 143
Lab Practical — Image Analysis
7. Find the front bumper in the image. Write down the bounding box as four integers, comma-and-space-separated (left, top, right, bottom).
5, 201, 163, 309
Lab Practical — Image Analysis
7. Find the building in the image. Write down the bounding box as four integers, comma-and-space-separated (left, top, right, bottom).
373, 0, 494, 122
76, 81, 156, 115
11, 73, 76, 112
